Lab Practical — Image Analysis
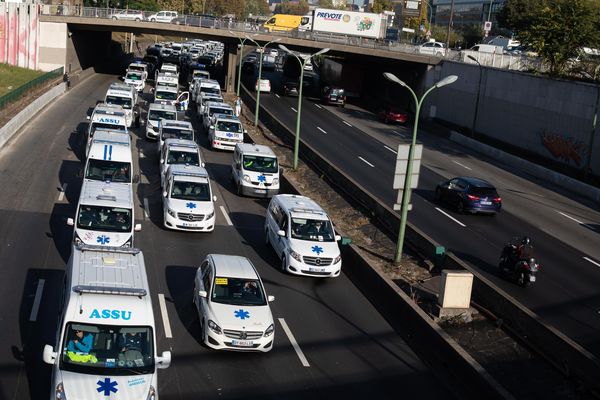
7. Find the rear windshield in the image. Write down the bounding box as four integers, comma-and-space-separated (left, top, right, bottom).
148, 110, 176, 121
470, 187, 497, 197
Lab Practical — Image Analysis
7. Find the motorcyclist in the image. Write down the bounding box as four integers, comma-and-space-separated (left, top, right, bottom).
501, 236, 534, 271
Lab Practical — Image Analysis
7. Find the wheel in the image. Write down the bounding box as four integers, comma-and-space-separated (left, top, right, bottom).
150, 18, 156, 22
281, 255, 287, 272
135, 17, 141, 21
456, 200, 464, 214
236, 182, 242, 196
518, 273, 529, 287
434, 188, 441, 202
112, 16, 117, 20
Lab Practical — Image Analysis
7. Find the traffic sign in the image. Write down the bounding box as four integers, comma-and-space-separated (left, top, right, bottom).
484, 21, 492, 31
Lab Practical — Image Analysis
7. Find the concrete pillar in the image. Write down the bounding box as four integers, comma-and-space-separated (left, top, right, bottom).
129, 32, 135, 54
225, 43, 238, 93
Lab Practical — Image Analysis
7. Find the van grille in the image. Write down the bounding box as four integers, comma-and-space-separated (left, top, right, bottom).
177, 212, 205, 221
303, 256, 333, 266
223, 329, 263, 340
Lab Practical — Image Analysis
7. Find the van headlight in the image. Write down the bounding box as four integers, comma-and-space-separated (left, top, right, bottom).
264, 324, 274, 337
167, 208, 177, 217
289, 250, 302, 262
146, 385, 156, 400
207, 210, 214, 219
243, 175, 251, 183
208, 320, 222, 334
73, 232, 83, 245
55, 382, 66, 400
123, 238, 132, 247
272, 178, 279, 185
333, 255, 341, 264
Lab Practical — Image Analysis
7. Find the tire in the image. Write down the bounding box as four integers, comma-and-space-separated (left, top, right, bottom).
281, 255, 287, 272
518, 273, 529, 287
112, 16, 117, 20
456, 200, 464, 214
135, 18, 141, 21
150, 18, 156, 22
236, 182, 242, 196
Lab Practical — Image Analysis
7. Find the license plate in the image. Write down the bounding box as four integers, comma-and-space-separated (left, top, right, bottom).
182, 222, 196, 227
481, 201, 492, 205
529, 275, 536, 282
231, 339, 253, 347
254, 189, 267, 194
309, 267, 325, 272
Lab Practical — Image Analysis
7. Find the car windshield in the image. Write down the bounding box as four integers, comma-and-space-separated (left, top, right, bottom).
291, 218, 335, 242
211, 277, 266, 306
60, 322, 154, 375
242, 155, 277, 173
157, 81, 178, 89
126, 72, 142, 81
161, 127, 193, 141
91, 122, 127, 133
85, 159, 131, 183
330, 88, 344, 95
201, 87, 220, 95
170, 180, 210, 201
129, 65, 144, 73
105, 96, 132, 110
215, 121, 242, 133
471, 187, 497, 197
155, 91, 177, 100
76, 205, 132, 233
148, 110, 176, 121
167, 150, 199, 166
209, 107, 232, 117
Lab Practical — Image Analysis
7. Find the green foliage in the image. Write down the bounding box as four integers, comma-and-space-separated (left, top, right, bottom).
371, 0, 393, 13
244, 0, 270, 18
128, 0, 160, 11
274, 0, 309, 15
498, 0, 600, 76
429, 24, 461, 47
457, 24, 484, 48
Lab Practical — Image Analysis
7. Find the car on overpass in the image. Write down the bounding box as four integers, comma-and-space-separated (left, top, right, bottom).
418, 41, 446, 57
109, 9, 144, 21
147, 10, 178, 23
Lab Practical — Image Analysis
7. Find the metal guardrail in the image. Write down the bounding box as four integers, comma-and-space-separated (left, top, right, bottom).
39, 6, 539, 71
0, 67, 64, 110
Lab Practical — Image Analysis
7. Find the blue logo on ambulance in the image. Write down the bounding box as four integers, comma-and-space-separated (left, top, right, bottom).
99, 117, 120, 124
89, 309, 132, 320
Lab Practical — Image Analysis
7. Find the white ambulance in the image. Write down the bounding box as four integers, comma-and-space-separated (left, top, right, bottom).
68, 180, 141, 247
157, 120, 194, 154
144, 102, 177, 140
231, 143, 279, 198
265, 194, 342, 278
86, 104, 128, 153
159, 138, 204, 187
84, 130, 134, 185
43, 245, 171, 400
208, 114, 244, 151
104, 82, 140, 128
162, 164, 216, 232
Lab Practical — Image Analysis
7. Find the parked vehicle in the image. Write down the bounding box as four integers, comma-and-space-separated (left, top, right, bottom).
434, 176, 502, 214
321, 86, 345, 107
418, 41, 446, 56
378, 107, 407, 124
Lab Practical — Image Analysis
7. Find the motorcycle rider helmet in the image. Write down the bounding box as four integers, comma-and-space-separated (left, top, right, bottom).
521, 236, 531, 246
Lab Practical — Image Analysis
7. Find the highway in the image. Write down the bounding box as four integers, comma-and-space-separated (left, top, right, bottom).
250, 65, 600, 357
0, 74, 455, 399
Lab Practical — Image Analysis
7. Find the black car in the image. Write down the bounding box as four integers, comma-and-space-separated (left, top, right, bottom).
283, 81, 299, 96
434, 176, 502, 214
242, 60, 255, 74
321, 86, 346, 107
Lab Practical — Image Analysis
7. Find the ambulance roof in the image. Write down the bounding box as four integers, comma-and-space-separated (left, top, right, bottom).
78, 180, 133, 208
275, 194, 328, 220
168, 164, 209, 183
236, 143, 276, 158
88, 131, 132, 162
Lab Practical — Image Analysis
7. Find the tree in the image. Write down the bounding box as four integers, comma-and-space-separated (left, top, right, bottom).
244, 0, 270, 18
457, 24, 483, 48
371, 0, 392, 13
497, 0, 600, 75
274, 0, 309, 15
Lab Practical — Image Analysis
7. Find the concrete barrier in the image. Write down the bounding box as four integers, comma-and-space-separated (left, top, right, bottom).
241, 85, 600, 395
0, 82, 66, 149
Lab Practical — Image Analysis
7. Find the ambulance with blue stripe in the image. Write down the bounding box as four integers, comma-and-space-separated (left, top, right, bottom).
67, 180, 141, 247
43, 245, 171, 400
84, 129, 135, 185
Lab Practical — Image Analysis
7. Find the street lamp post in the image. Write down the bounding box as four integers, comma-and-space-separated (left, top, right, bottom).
229, 32, 257, 97
384, 72, 458, 263
279, 45, 330, 170
245, 36, 281, 126
468, 55, 482, 137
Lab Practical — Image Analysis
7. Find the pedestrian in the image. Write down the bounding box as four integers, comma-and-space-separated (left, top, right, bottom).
63, 72, 70, 89
234, 97, 242, 117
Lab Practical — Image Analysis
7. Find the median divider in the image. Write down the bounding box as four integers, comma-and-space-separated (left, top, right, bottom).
240, 85, 600, 396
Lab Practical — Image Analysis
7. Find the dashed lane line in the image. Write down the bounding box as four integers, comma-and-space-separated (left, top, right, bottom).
29, 279, 45, 322
384, 145, 397, 154
435, 207, 466, 227
317, 127, 327, 134
220, 205, 233, 226
158, 294, 173, 339
278, 318, 310, 367
358, 156, 374, 167
452, 160, 472, 170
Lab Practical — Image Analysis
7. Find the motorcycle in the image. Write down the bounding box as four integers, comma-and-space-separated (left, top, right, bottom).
499, 247, 540, 287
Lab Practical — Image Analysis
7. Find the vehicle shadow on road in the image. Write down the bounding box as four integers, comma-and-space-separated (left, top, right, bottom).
68, 123, 88, 162
164, 265, 203, 346
448, 249, 499, 275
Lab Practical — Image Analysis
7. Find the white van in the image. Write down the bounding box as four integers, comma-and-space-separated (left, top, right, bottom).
470, 44, 504, 53
156, 72, 179, 91
145, 102, 177, 140
148, 10, 178, 23
43, 245, 171, 400
104, 83, 140, 128
159, 139, 204, 187
208, 114, 245, 151
157, 119, 194, 154
162, 164, 216, 231
202, 101, 234, 131
127, 61, 148, 80
68, 180, 141, 247
153, 84, 189, 111
196, 93, 223, 120
85, 130, 135, 184
265, 194, 342, 278
232, 143, 279, 198
86, 103, 128, 153
194, 79, 221, 110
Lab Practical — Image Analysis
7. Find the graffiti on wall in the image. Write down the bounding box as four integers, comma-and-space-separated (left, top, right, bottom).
540, 130, 588, 167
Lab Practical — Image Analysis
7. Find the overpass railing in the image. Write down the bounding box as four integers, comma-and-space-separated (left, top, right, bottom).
39, 5, 540, 71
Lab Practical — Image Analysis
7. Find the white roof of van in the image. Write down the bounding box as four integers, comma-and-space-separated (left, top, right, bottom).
209, 254, 258, 280
162, 120, 193, 130
88, 131, 132, 162
155, 84, 178, 93
236, 143, 276, 158
275, 194, 328, 219
79, 180, 133, 208
148, 102, 177, 112
164, 138, 199, 152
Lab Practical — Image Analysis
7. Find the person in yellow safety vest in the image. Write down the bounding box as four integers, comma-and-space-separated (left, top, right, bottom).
67, 328, 98, 363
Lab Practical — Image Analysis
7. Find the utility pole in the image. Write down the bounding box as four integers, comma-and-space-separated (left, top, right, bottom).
445, 0, 455, 55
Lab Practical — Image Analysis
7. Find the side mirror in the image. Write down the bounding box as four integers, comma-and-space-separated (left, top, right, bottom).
277, 230, 285, 237
267, 295, 275, 302
235, 162, 241, 169
42, 345, 57, 365
140, 119, 146, 126
163, 191, 168, 198
86, 115, 91, 120
156, 350, 171, 369
244, 129, 248, 134
67, 218, 74, 226
160, 159, 164, 164
133, 174, 140, 183
201, 162, 206, 167
335, 235, 341, 241
198, 290, 207, 298
134, 223, 142, 232
209, 125, 214, 130
212, 195, 217, 202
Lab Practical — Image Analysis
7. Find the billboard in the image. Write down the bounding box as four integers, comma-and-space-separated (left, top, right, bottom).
312, 8, 384, 39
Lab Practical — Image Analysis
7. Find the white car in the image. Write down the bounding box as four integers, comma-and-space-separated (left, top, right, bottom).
109, 9, 144, 21
193, 254, 275, 352
417, 41, 446, 57
123, 71, 145, 92
147, 10, 178, 23
255, 78, 271, 93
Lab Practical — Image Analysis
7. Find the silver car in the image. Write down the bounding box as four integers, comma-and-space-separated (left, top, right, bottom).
109, 9, 144, 21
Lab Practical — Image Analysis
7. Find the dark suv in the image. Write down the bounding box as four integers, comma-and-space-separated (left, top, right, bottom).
435, 176, 502, 214
321, 86, 346, 107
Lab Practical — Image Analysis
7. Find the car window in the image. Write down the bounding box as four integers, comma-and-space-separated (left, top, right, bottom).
456, 180, 468, 190
423, 43, 433, 48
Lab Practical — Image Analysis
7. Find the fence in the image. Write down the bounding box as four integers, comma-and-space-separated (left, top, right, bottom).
0, 67, 64, 110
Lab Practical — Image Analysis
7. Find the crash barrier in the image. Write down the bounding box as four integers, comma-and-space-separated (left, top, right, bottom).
0, 82, 66, 149
241, 88, 513, 400
0, 67, 63, 110
240, 85, 600, 396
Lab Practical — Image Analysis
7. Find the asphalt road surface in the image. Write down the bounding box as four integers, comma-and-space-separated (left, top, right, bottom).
0, 74, 456, 399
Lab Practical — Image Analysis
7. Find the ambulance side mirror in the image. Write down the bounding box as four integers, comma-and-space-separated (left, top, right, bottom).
268, 295, 275, 302
156, 350, 171, 369
86, 115, 91, 120
277, 230, 285, 237
134, 223, 142, 232
163, 191, 168, 198
335, 235, 342, 241
198, 290, 207, 298
160, 159, 164, 164
213, 195, 217, 202
67, 218, 74, 226
201, 162, 205, 167
43, 345, 57, 365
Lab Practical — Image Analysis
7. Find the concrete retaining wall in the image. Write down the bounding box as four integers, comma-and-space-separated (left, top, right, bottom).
0, 82, 65, 150
241, 85, 600, 396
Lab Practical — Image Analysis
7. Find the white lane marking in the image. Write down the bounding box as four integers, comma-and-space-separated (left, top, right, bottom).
275, 94, 280, 98
58, 183, 67, 202
384, 145, 397, 154
453, 161, 472, 170
584, 257, 600, 268
342, 120, 352, 127
278, 318, 310, 367
291, 107, 297, 113
158, 294, 173, 338
314, 104, 322, 109
143, 198, 150, 219
556, 210, 596, 230
29, 279, 45, 322
220, 205, 233, 226
392, 130, 400, 135
317, 127, 327, 134
435, 207, 466, 227
358, 156, 374, 167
